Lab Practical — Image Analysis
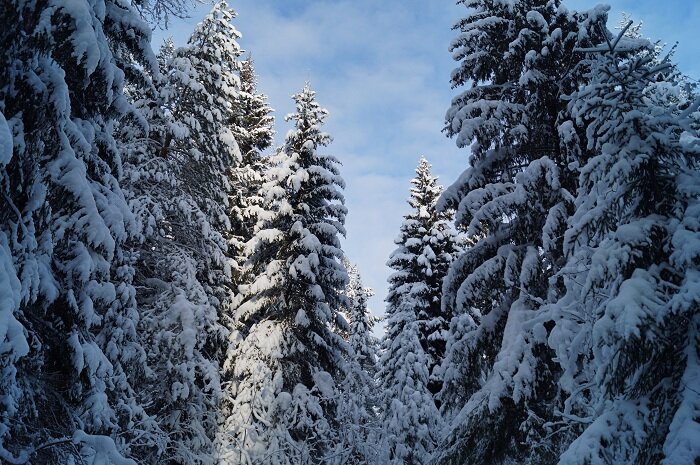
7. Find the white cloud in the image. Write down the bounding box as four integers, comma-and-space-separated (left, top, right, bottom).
157, 0, 699, 320
213, 0, 468, 317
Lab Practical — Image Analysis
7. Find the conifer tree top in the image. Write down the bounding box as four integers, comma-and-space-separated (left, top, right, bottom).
285, 83, 332, 148
238, 82, 347, 325
231, 54, 275, 158
240, 55, 258, 95
409, 157, 443, 221
189, 0, 242, 48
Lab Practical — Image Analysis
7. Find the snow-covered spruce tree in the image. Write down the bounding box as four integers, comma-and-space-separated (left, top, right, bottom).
139, 10, 241, 456
433, 2, 608, 464
378, 319, 439, 465
408, 158, 461, 395
548, 24, 700, 465
117, 35, 230, 463
343, 262, 379, 378
229, 56, 276, 279
231, 56, 275, 162
377, 157, 461, 465
0, 0, 158, 462
163, 0, 242, 310
335, 261, 380, 465
221, 84, 349, 465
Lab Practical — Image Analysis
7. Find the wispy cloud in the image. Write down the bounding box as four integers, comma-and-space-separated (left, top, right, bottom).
157, 0, 467, 318
158, 0, 699, 320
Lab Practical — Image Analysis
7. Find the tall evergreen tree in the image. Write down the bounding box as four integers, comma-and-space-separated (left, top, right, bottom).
343, 262, 378, 378
0, 0, 158, 462
433, 2, 608, 464
119, 32, 230, 463
377, 158, 458, 465
229, 56, 276, 280
407, 158, 461, 395
163, 0, 242, 309
231, 56, 275, 161
548, 24, 700, 465
221, 84, 349, 465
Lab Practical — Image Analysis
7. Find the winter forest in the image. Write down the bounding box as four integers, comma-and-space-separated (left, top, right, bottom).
0, 0, 699, 463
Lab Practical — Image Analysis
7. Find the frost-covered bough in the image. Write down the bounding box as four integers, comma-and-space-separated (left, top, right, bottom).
222, 84, 349, 465
119, 2, 245, 462
335, 261, 380, 465
0, 118, 30, 463
433, 1, 608, 464
549, 22, 700, 465
0, 0, 158, 463
378, 158, 459, 465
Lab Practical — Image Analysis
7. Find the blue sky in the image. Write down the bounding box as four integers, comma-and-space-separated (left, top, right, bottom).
156, 0, 699, 320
